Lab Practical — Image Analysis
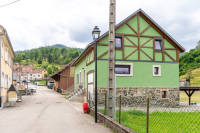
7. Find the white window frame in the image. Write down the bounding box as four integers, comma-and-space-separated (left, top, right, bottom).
153, 65, 161, 76
79, 71, 81, 84
76, 74, 79, 84
160, 89, 168, 99
115, 63, 133, 76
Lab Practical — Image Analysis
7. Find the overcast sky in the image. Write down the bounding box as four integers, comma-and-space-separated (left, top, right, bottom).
0, 0, 200, 52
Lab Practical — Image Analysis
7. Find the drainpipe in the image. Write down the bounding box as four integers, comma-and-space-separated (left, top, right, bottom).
0, 29, 6, 108
0, 35, 1, 108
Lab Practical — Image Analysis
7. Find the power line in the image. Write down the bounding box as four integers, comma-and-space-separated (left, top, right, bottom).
0, 0, 20, 8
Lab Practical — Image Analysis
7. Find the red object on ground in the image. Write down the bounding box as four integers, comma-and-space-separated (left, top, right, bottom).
83, 102, 89, 113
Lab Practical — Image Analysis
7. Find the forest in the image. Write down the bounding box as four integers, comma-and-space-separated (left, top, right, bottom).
14, 44, 83, 76
179, 41, 200, 76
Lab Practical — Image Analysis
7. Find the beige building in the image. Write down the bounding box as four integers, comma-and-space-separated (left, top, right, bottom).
0, 25, 15, 106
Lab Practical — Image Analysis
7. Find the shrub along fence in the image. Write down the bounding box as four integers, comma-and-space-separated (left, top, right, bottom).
96, 94, 200, 133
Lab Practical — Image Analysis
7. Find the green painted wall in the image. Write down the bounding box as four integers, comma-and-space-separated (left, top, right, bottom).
74, 56, 95, 89
97, 60, 179, 88
74, 12, 180, 89
86, 49, 94, 64
97, 15, 177, 62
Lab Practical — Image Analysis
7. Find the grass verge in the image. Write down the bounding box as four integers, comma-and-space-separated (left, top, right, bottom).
39, 80, 46, 85
98, 109, 200, 133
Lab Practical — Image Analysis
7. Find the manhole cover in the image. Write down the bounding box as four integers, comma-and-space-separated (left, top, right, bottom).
56, 102, 62, 103
36, 102, 42, 104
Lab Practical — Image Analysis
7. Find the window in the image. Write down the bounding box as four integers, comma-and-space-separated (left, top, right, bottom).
115, 37, 122, 48
153, 65, 161, 76
155, 38, 162, 50
5, 47, 8, 62
115, 63, 133, 76
30, 74, 32, 76
161, 90, 168, 99
38, 75, 40, 77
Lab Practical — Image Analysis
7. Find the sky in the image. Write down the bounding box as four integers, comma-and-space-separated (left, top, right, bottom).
0, 0, 200, 52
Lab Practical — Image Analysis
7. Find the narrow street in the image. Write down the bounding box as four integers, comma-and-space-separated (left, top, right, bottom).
0, 84, 111, 133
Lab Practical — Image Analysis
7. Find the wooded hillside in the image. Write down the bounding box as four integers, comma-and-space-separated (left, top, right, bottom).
14, 45, 83, 76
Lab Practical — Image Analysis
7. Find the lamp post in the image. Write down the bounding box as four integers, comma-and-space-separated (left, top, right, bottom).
92, 26, 101, 123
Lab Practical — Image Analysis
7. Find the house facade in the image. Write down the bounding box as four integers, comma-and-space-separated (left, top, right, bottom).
0, 25, 15, 105
72, 9, 185, 107
51, 59, 75, 92
14, 64, 46, 81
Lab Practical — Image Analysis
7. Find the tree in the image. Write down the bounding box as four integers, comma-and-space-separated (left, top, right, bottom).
47, 66, 53, 75
195, 40, 200, 49
38, 54, 42, 64
21, 53, 26, 60
48, 53, 53, 64
14, 53, 22, 63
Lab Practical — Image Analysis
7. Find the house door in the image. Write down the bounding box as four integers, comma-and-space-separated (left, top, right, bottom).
87, 71, 94, 104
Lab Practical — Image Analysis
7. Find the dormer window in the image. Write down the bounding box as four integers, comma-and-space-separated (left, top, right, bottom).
155, 38, 162, 50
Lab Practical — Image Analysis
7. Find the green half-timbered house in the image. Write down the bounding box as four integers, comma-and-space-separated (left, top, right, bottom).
71, 9, 185, 107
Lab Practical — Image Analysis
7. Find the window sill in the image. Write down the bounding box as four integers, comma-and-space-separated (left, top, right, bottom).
153, 75, 161, 77
116, 48, 123, 50
160, 98, 169, 100
116, 74, 133, 77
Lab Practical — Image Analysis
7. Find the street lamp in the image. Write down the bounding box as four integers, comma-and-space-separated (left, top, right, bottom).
92, 26, 101, 123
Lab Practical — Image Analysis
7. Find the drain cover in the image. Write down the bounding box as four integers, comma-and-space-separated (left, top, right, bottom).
36, 102, 42, 104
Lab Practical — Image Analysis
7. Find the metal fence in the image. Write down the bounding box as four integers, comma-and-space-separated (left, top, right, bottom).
97, 94, 200, 133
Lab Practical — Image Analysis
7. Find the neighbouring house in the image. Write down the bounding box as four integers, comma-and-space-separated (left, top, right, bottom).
19, 65, 45, 81
0, 25, 15, 106
71, 9, 185, 107
13, 72, 17, 85
51, 59, 76, 92
41, 68, 47, 78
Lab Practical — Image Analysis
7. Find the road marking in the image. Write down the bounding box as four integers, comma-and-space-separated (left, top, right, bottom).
0, 96, 34, 120
65, 100, 80, 111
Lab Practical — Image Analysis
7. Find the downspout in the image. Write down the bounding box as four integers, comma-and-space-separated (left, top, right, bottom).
0, 35, 1, 107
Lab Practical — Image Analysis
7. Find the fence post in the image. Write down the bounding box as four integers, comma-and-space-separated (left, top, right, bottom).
105, 93, 107, 115
119, 95, 121, 124
146, 98, 149, 133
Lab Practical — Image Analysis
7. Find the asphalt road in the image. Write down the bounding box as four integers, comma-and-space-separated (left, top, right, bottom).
0, 84, 111, 133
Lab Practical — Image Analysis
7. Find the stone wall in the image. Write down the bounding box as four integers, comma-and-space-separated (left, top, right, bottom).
97, 87, 179, 107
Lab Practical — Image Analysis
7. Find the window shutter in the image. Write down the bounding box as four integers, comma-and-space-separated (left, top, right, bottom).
1, 42, 3, 58
4, 74, 7, 88
1, 72, 3, 88
5, 47, 8, 62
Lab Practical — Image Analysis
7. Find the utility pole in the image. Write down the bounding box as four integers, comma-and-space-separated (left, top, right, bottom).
107, 0, 116, 119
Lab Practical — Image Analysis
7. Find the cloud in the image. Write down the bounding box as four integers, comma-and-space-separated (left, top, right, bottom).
0, 0, 200, 52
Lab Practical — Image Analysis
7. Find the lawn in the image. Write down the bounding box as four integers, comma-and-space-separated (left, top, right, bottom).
180, 92, 200, 103
98, 109, 200, 133
39, 80, 46, 85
